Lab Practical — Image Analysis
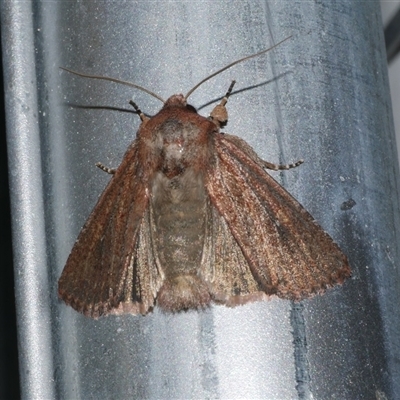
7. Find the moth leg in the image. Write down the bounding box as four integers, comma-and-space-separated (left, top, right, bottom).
95, 100, 150, 176
209, 81, 236, 128
96, 162, 116, 175
263, 159, 304, 171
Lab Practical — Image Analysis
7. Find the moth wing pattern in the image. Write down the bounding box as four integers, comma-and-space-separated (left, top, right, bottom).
204, 133, 351, 302
200, 203, 269, 305
58, 141, 164, 318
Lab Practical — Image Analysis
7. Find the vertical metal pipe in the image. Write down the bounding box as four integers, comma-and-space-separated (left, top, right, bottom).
1, 2, 55, 399
2, 1, 399, 398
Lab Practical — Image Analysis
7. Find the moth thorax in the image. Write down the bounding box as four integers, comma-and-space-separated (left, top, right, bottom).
156, 118, 202, 177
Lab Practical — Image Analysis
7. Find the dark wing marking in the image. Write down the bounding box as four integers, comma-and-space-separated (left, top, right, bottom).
58, 141, 163, 317
204, 134, 350, 302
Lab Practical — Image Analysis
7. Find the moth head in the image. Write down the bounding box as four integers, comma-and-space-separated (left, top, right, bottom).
162, 94, 198, 115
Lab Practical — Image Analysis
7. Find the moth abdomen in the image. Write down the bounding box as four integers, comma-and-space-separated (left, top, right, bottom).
157, 275, 211, 312
150, 167, 210, 311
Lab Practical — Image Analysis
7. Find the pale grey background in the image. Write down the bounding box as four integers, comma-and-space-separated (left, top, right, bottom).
2, 1, 400, 399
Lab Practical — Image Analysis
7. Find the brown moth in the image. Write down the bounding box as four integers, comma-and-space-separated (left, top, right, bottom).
58, 39, 351, 318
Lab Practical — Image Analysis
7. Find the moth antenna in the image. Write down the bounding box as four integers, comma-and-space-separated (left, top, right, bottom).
129, 100, 150, 122
60, 67, 166, 104
263, 159, 304, 171
220, 80, 236, 106
184, 35, 292, 101
209, 81, 236, 128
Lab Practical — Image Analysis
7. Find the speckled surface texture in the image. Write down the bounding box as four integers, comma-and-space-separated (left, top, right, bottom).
2, 1, 400, 399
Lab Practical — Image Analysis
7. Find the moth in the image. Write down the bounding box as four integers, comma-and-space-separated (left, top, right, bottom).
58, 38, 351, 318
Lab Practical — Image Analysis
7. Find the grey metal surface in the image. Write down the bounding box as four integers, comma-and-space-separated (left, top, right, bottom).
1, 2, 55, 399
2, 1, 400, 399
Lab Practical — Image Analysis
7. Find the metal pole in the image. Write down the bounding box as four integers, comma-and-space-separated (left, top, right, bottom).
1, 2, 54, 399
2, 1, 399, 398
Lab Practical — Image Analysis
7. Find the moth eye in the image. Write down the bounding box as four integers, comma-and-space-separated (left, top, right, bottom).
186, 104, 197, 113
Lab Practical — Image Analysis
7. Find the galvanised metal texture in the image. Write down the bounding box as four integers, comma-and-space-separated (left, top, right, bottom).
2, 1, 399, 399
